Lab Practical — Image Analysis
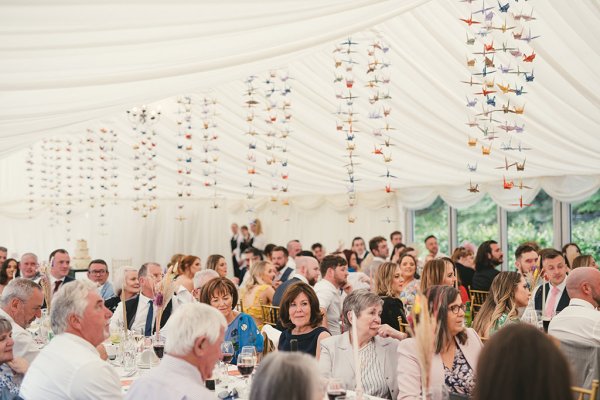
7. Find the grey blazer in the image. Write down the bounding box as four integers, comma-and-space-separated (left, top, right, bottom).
319, 332, 399, 400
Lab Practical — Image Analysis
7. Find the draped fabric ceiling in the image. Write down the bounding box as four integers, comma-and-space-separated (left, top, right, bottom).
1, 0, 599, 265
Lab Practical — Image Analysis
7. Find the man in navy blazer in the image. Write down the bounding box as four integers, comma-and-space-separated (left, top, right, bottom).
534, 249, 570, 323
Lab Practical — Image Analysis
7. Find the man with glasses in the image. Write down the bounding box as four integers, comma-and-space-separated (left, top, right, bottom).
87, 259, 115, 300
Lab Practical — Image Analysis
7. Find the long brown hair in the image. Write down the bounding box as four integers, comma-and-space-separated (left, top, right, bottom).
374, 262, 400, 297
471, 272, 521, 337
426, 285, 467, 353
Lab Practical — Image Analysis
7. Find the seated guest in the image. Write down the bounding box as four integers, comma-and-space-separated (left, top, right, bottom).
472, 240, 503, 291
514, 244, 539, 286
342, 249, 360, 273
420, 258, 457, 293
549, 267, 600, 345
206, 254, 228, 278
314, 255, 349, 336
239, 260, 276, 329
572, 255, 598, 269
0, 259, 18, 295
86, 259, 114, 300
278, 282, 330, 357
397, 285, 483, 399
473, 324, 572, 400
319, 290, 402, 399
110, 263, 173, 335
126, 303, 226, 400
173, 255, 201, 304
397, 253, 420, 307
16, 254, 38, 280
0, 279, 43, 363
390, 243, 407, 263
192, 269, 219, 300
374, 262, 407, 331
472, 272, 530, 338
250, 352, 323, 400
451, 247, 475, 291
104, 265, 140, 312
534, 249, 570, 322
199, 277, 263, 364
0, 316, 24, 399
362, 236, 389, 279
20, 280, 121, 399
273, 256, 320, 306
240, 247, 264, 284
562, 242, 581, 270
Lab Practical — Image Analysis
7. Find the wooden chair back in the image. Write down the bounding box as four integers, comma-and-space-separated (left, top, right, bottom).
261, 304, 280, 327
469, 289, 489, 318
572, 379, 599, 400
397, 317, 412, 337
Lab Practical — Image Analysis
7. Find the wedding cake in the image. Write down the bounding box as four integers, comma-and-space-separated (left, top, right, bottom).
72, 239, 91, 269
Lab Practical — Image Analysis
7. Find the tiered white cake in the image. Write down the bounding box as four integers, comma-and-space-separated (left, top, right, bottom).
72, 239, 91, 269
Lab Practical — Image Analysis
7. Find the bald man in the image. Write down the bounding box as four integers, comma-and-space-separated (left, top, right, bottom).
548, 267, 600, 346
272, 256, 320, 306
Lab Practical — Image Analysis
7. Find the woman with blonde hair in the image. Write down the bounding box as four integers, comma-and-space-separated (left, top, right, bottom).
472, 272, 530, 338
374, 262, 407, 331
240, 260, 276, 328
420, 257, 457, 292
249, 218, 266, 251
205, 254, 228, 278
572, 254, 598, 269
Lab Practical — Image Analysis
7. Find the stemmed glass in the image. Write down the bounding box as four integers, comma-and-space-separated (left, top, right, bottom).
220, 341, 234, 378
326, 378, 346, 400
238, 346, 257, 384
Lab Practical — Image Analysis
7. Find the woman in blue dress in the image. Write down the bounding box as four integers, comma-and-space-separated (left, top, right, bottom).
200, 277, 263, 364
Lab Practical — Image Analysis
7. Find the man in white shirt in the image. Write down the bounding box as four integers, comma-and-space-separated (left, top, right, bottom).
314, 255, 349, 335
362, 236, 389, 279
20, 280, 120, 399
0, 278, 43, 363
87, 259, 115, 300
424, 235, 448, 262
126, 302, 226, 400
549, 267, 600, 346
286, 239, 302, 268
110, 262, 173, 335
18, 253, 40, 280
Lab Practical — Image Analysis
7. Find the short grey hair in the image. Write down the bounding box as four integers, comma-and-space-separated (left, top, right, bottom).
164, 303, 226, 357
113, 266, 139, 294
0, 316, 12, 335
193, 269, 219, 289
20, 253, 38, 262
341, 289, 383, 328
0, 278, 42, 307
50, 280, 98, 335
249, 352, 321, 400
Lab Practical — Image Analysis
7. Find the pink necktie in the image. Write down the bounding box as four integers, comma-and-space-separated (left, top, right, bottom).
545, 286, 560, 318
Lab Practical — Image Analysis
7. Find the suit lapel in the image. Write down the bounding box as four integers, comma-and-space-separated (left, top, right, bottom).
337, 333, 355, 375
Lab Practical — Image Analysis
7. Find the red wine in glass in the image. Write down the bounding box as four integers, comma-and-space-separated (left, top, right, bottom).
153, 344, 165, 359
222, 353, 234, 364
237, 363, 254, 377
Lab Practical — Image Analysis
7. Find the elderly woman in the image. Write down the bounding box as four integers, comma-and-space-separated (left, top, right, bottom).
240, 260, 276, 328
199, 277, 263, 364
278, 282, 330, 357
104, 266, 140, 312
0, 316, 21, 399
472, 272, 530, 338
397, 285, 483, 399
319, 289, 402, 399
0, 259, 18, 296
374, 262, 408, 331
250, 352, 323, 400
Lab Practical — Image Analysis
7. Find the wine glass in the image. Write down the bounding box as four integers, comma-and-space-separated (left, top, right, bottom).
237, 354, 255, 382
152, 335, 166, 359
220, 341, 234, 378
240, 345, 257, 365
326, 378, 346, 400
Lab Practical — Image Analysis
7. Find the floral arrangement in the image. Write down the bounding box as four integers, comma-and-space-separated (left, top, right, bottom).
38, 260, 54, 313
408, 292, 437, 400
153, 266, 176, 337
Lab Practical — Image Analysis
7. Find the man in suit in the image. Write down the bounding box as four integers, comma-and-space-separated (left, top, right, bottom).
230, 223, 242, 280
110, 262, 173, 335
272, 256, 320, 306
535, 249, 570, 326
48, 249, 75, 293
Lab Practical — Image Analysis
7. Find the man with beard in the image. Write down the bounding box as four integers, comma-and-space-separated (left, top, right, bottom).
314, 255, 350, 335
271, 246, 294, 287
549, 267, 600, 345
472, 240, 504, 291
272, 256, 320, 306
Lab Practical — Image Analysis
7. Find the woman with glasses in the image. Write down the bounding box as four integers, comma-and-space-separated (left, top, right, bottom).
397, 285, 483, 399
471, 272, 530, 338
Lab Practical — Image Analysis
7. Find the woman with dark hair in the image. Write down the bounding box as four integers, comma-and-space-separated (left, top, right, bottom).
173, 255, 201, 304
390, 243, 407, 264
473, 324, 572, 400
199, 277, 263, 364
471, 272, 530, 338
0, 259, 18, 295
278, 282, 330, 357
342, 249, 360, 272
397, 285, 483, 399
374, 262, 408, 331
562, 242, 581, 270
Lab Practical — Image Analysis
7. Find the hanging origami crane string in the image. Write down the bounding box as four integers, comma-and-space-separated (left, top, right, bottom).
243, 75, 260, 213
174, 96, 194, 219
461, 0, 538, 204
200, 96, 221, 210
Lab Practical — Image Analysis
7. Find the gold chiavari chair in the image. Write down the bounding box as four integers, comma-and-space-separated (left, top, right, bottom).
469, 289, 489, 318
261, 304, 280, 327
397, 317, 412, 338
572, 379, 599, 400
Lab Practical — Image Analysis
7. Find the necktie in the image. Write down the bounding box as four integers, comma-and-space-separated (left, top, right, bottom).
53, 280, 62, 294
545, 285, 560, 318
144, 300, 154, 336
